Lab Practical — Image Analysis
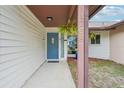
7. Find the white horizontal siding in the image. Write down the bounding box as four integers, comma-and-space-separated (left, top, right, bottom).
0, 6, 46, 87
89, 31, 110, 59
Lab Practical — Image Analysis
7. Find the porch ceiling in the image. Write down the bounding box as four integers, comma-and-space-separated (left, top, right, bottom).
27, 5, 104, 27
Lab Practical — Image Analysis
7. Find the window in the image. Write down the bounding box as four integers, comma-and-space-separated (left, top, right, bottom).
67, 36, 77, 54
91, 34, 100, 44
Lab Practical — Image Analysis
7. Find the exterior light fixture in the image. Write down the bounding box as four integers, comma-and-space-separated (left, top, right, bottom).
47, 16, 53, 21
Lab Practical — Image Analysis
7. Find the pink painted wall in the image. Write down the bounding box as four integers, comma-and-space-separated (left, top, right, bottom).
110, 24, 124, 65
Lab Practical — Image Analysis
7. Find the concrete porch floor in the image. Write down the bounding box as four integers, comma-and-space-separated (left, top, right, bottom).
23, 61, 75, 88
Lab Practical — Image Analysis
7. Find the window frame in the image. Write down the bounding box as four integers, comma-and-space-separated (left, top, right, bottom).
90, 34, 101, 45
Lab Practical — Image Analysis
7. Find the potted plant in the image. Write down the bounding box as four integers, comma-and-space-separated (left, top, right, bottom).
58, 20, 96, 59
58, 20, 96, 38
59, 20, 77, 36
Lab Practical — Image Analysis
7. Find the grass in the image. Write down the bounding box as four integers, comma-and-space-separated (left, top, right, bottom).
67, 58, 124, 88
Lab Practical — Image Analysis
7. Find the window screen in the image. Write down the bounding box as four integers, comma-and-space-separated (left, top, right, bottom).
96, 35, 100, 44
91, 34, 100, 44
91, 38, 95, 44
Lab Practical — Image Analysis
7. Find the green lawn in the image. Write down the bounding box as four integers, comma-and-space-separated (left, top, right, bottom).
67, 58, 124, 88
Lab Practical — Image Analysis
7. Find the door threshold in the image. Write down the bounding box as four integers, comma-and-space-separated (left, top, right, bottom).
48, 61, 59, 63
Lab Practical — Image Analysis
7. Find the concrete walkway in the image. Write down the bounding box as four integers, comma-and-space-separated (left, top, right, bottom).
23, 61, 75, 88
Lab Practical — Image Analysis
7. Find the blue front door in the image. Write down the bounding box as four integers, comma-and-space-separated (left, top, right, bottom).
47, 33, 59, 59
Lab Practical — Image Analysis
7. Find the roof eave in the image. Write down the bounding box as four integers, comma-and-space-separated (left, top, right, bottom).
89, 5, 105, 19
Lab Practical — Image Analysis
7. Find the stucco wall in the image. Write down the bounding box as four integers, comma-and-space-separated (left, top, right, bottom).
0, 6, 46, 87
89, 31, 110, 59
110, 24, 124, 65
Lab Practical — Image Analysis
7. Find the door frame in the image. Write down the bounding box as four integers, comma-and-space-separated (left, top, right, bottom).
46, 31, 60, 61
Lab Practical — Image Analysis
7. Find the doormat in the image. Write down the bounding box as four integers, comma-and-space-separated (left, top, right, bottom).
48, 61, 59, 63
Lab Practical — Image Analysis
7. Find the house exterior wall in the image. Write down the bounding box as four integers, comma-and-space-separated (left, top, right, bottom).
110, 24, 124, 65
0, 6, 46, 87
89, 31, 110, 59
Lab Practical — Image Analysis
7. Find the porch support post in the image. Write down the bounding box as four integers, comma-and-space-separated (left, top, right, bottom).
77, 5, 89, 88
